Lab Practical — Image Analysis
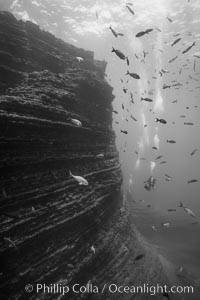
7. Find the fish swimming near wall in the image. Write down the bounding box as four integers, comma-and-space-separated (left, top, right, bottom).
126, 71, 140, 79
167, 139, 176, 144
71, 118, 82, 127
111, 47, 126, 60
182, 41, 196, 54
156, 118, 167, 124
69, 170, 88, 185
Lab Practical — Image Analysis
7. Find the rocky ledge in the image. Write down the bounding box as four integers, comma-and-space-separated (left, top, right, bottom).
0, 11, 172, 300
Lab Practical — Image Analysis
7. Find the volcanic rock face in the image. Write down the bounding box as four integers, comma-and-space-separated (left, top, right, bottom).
0, 12, 169, 300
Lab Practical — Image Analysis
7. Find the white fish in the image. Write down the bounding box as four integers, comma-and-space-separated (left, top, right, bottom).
90, 245, 95, 253
69, 170, 88, 186
96, 153, 104, 158
71, 118, 82, 127
184, 207, 195, 217
162, 222, 170, 227
75, 56, 84, 62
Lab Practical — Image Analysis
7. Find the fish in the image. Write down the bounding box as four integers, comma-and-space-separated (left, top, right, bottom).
160, 161, 167, 164
133, 254, 145, 263
145, 28, 153, 34
71, 118, 82, 127
165, 174, 172, 179
96, 153, 104, 158
152, 146, 158, 150
126, 71, 140, 79
155, 155, 163, 160
109, 26, 118, 37
161, 68, 169, 74
156, 27, 162, 32
136, 31, 146, 38
187, 179, 198, 184
131, 115, 137, 121
126, 5, 135, 15
109, 26, 124, 38
184, 122, 194, 125
121, 130, 128, 134
75, 56, 84, 62
122, 104, 124, 110
112, 110, 118, 114
162, 84, 171, 89
190, 149, 198, 156
165, 177, 172, 182
143, 50, 148, 58
179, 115, 186, 118
126, 57, 130, 66
182, 41, 196, 54
166, 139, 176, 143
172, 100, 178, 103
168, 209, 176, 212
136, 29, 153, 37
156, 118, 167, 124
141, 97, 153, 102
123, 88, 127, 93
169, 55, 178, 63
111, 47, 126, 60
171, 38, 181, 46
193, 60, 196, 72
167, 16, 173, 22
69, 170, 88, 186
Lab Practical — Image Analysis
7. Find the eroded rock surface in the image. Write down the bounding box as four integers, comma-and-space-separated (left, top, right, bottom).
0, 11, 171, 300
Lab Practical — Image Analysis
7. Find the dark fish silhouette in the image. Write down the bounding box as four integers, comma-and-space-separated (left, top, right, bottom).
134, 254, 145, 263
109, 26, 124, 37
131, 115, 137, 121
190, 149, 198, 156
168, 209, 176, 212
171, 38, 181, 46
160, 161, 167, 164
156, 27, 162, 32
126, 5, 135, 15
167, 16, 173, 22
111, 47, 126, 60
145, 28, 153, 34
141, 97, 153, 102
182, 41, 196, 54
167, 139, 176, 143
155, 155, 163, 160
126, 57, 130, 66
136, 31, 146, 37
156, 118, 167, 124
136, 29, 153, 37
172, 100, 178, 103
121, 129, 128, 134
184, 122, 194, 125
152, 146, 158, 150
188, 179, 198, 184
169, 55, 178, 63
126, 71, 140, 79
163, 84, 171, 89
113, 110, 118, 114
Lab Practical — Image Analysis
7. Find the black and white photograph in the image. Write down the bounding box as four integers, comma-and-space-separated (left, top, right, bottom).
0, 0, 200, 299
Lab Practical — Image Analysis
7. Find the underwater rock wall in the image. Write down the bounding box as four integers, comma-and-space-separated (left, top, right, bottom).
0, 12, 170, 300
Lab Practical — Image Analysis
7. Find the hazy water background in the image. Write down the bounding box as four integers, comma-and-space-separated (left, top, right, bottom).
2, 0, 200, 280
